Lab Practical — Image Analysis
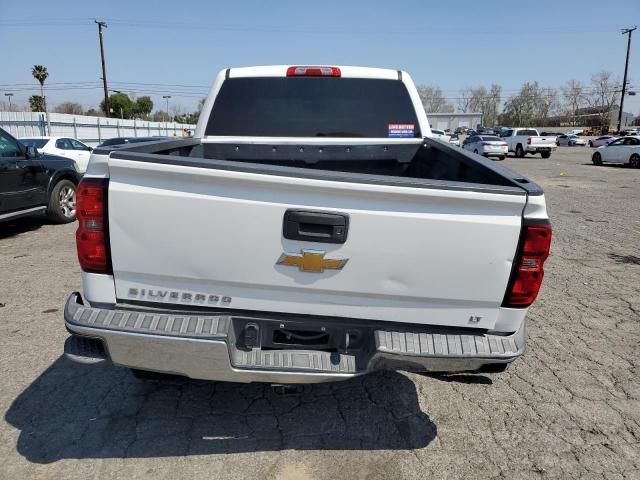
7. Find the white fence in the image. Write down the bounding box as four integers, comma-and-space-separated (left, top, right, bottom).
0, 111, 196, 146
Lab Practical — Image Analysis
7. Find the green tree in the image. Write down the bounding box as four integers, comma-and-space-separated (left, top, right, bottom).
135, 96, 153, 117
31, 65, 49, 112
29, 95, 46, 112
100, 92, 135, 118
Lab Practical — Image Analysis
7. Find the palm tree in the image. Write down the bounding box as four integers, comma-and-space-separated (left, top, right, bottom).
31, 65, 49, 112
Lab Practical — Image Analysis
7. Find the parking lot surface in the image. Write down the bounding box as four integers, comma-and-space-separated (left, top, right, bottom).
1, 146, 639, 479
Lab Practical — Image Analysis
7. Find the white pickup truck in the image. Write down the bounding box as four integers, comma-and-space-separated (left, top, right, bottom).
63, 65, 551, 384
500, 128, 557, 158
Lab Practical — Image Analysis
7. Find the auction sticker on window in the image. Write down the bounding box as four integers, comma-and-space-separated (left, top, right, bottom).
388, 123, 415, 138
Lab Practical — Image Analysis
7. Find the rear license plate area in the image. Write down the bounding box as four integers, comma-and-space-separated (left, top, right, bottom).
232, 317, 366, 352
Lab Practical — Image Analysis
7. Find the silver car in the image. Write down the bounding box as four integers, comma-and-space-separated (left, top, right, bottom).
558, 134, 587, 146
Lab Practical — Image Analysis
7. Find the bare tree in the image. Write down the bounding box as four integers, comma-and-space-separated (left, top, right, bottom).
457, 88, 473, 113
587, 71, 620, 128
417, 85, 454, 113
53, 102, 84, 115
461, 85, 502, 126
561, 80, 586, 126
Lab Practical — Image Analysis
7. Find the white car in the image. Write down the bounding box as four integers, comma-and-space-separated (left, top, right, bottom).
430, 128, 451, 143
463, 135, 508, 159
557, 134, 587, 147
592, 135, 640, 167
19, 136, 92, 173
588, 135, 618, 148
448, 134, 460, 147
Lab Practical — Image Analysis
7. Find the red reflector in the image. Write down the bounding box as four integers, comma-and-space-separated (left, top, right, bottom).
76, 178, 111, 273
286, 66, 341, 77
504, 222, 552, 307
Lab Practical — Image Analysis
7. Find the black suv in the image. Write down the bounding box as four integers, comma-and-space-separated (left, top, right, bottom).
0, 127, 81, 223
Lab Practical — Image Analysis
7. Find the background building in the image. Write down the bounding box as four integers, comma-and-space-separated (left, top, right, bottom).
427, 113, 483, 131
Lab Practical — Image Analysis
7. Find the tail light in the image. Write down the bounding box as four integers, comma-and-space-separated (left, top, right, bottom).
287, 66, 341, 77
527, 137, 532, 145
76, 178, 111, 273
481, 142, 490, 146
503, 220, 552, 307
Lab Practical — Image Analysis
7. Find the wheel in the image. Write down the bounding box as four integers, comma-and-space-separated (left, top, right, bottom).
473, 149, 479, 154
541, 151, 551, 159
588, 141, 593, 147
630, 154, 640, 168
47, 179, 76, 223
498, 156, 505, 161
592, 152, 602, 166
515, 144, 525, 158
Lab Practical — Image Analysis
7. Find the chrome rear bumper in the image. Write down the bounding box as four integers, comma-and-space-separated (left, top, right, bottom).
63, 293, 526, 383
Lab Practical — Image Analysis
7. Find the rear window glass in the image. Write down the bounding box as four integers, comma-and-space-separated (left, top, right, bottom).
517, 129, 538, 136
206, 77, 421, 138
20, 139, 48, 148
480, 136, 500, 141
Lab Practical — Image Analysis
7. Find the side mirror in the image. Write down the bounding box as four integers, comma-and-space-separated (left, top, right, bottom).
25, 146, 38, 159
87, 146, 93, 152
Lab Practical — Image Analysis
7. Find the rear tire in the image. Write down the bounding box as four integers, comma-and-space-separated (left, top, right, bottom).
47, 179, 76, 223
541, 152, 551, 159
630, 154, 640, 168
497, 156, 505, 161
592, 152, 603, 166
515, 144, 525, 158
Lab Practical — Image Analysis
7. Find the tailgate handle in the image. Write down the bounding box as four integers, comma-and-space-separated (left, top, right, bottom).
283, 210, 349, 244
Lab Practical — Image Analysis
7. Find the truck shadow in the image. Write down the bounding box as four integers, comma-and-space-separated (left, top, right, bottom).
5, 357, 437, 463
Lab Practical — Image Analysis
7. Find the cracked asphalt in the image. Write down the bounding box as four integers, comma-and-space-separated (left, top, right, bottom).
1, 146, 639, 479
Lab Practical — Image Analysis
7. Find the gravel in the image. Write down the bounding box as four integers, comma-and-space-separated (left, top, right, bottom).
0, 145, 638, 479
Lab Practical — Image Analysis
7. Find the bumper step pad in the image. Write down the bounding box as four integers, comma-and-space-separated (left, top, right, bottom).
231, 348, 357, 373
65, 293, 229, 339
375, 330, 519, 358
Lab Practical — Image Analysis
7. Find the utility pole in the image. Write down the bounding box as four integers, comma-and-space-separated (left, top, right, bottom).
4, 93, 13, 112
617, 26, 636, 132
163, 95, 171, 135
95, 20, 109, 117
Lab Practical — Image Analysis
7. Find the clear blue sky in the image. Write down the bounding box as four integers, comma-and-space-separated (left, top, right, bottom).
2, 0, 639, 115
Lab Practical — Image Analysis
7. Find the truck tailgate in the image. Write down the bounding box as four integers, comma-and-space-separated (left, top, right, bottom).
106, 156, 527, 330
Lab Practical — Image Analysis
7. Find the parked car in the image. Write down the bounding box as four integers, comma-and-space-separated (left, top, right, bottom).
62, 64, 550, 384
454, 127, 466, 135
430, 128, 451, 143
500, 128, 557, 158
462, 135, 508, 159
1, 128, 81, 223
566, 129, 584, 136
588, 135, 618, 148
97, 136, 167, 147
19, 136, 92, 173
592, 136, 640, 167
466, 128, 476, 135
449, 133, 460, 147
557, 134, 587, 146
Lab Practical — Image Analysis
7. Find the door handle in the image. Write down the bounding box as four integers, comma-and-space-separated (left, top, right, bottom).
283, 210, 349, 244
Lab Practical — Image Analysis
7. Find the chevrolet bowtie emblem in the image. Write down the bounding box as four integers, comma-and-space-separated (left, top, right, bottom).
277, 250, 348, 273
